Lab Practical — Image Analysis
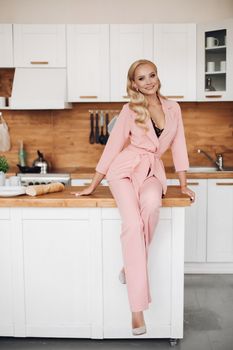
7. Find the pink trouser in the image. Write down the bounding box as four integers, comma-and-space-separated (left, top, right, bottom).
108, 175, 163, 312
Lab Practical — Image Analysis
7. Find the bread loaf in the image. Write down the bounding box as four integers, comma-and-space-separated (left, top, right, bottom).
26, 182, 64, 196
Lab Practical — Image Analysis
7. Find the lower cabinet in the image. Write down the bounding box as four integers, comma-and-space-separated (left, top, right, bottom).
0, 209, 13, 336
22, 210, 92, 337
0, 208, 98, 338
172, 177, 233, 271
207, 179, 233, 262
0, 206, 185, 341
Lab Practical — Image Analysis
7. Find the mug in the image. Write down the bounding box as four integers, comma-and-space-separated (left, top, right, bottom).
206, 37, 219, 48
220, 60, 226, 71
207, 61, 215, 72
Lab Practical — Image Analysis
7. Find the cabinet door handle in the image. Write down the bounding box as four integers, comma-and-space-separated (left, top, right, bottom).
79, 96, 98, 99
30, 61, 49, 65
216, 183, 233, 186
187, 182, 199, 186
205, 95, 222, 98
83, 182, 103, 186
166, 95, 184, 99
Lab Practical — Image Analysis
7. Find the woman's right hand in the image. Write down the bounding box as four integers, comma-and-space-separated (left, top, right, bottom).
70, 186, 95, 197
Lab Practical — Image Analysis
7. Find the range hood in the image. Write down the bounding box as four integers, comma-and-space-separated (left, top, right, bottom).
10, 68, 71, 109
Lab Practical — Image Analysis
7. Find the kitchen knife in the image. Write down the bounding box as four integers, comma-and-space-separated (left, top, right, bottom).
89, 112, 95, 144
95, 112, 100, 144
103, 112, 110, 144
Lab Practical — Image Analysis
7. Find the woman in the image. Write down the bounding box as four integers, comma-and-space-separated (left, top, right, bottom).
71, 59, 195, 336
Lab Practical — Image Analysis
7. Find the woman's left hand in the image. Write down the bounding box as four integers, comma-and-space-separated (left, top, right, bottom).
180, 186, 195, 203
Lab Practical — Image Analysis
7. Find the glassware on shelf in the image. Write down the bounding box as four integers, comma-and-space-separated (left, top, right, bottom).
204, 29, 227, 93
205, 77, 216, 91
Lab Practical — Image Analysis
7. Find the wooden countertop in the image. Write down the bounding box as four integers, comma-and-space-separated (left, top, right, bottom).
0, 185, 191, 208
68, 167, 233, 179
7, 166, 233, 179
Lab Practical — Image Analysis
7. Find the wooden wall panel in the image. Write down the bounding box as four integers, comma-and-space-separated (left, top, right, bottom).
0, 110, 53, 169
0, 68, 15, 98
0, 101, 232, 171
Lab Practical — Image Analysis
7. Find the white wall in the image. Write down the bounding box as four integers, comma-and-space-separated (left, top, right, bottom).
0, 0, 232, 23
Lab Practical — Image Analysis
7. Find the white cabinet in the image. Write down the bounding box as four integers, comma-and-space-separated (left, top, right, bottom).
0, 24, 13, 67
207, 179, 233, 262
197, 19, 233, 101
0, 206, 186, 342
110, 24, 153, 101
154, 24, 196, 101
10, 67, 69, 110
171, 177, 233, 272
22, 209, 91, 337
0, 209, 14, 336
4, 208, 98, 338
171, 179, 207, 262
13, 24, 66, 67
67, 25, 109, 102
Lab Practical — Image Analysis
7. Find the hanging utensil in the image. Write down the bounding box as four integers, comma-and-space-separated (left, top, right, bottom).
98, 110, 106, 145
102, 112, 110, 145
95, 111, 100, 144
89, 111, 95, 144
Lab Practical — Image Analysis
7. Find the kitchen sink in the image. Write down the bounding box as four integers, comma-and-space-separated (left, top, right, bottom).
188, 166, 233, 173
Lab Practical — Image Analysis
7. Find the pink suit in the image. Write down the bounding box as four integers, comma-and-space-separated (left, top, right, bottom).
96, 96, 189, 312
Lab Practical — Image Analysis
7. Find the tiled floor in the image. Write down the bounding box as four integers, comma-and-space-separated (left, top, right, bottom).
0, 274, 233, 350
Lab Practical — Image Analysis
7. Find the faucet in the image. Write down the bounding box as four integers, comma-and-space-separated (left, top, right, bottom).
197, 149, 224, 171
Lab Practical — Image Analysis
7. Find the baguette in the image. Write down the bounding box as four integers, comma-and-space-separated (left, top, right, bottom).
26, 182, 65, 197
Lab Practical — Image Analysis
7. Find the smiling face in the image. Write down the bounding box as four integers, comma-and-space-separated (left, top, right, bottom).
132, 63, 160, 96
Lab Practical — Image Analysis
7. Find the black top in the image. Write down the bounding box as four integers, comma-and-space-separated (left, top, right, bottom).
151, 118, 164, 138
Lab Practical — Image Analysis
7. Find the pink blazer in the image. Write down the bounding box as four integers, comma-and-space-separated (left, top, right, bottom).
96, 96, 189, 197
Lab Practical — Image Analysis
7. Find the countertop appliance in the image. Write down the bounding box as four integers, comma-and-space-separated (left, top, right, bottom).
32, 150, 50, 174
17, 173, 71, 186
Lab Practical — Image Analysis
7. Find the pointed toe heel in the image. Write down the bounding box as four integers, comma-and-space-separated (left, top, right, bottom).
118, 270, 126, 284
132, 325, 147, 336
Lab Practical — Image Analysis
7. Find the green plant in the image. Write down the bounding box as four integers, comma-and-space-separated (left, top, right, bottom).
0, 156, 9, 173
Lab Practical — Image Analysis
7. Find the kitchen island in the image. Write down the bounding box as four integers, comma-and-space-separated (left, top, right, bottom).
0, 186, 191, 346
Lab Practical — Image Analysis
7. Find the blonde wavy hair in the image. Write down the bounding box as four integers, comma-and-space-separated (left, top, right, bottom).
126, 59, 167, 131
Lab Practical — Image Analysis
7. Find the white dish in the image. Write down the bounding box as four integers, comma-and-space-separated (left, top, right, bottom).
0, 186, 26, 197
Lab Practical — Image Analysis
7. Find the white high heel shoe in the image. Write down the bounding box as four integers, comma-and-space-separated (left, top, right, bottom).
118, 269, 126, 284
132, 324, 147, 336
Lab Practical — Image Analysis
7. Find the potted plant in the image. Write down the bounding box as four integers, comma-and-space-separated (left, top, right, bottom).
0, 155, 9, 186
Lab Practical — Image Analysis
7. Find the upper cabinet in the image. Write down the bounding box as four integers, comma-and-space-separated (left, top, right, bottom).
0, 24, 13, 67
1, 21, 233, 107
154, 24, 196, 101
110, 24, 153, 101
13, 24, 66, 67
67, 25, 109, 102
197, 19, 233, 101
